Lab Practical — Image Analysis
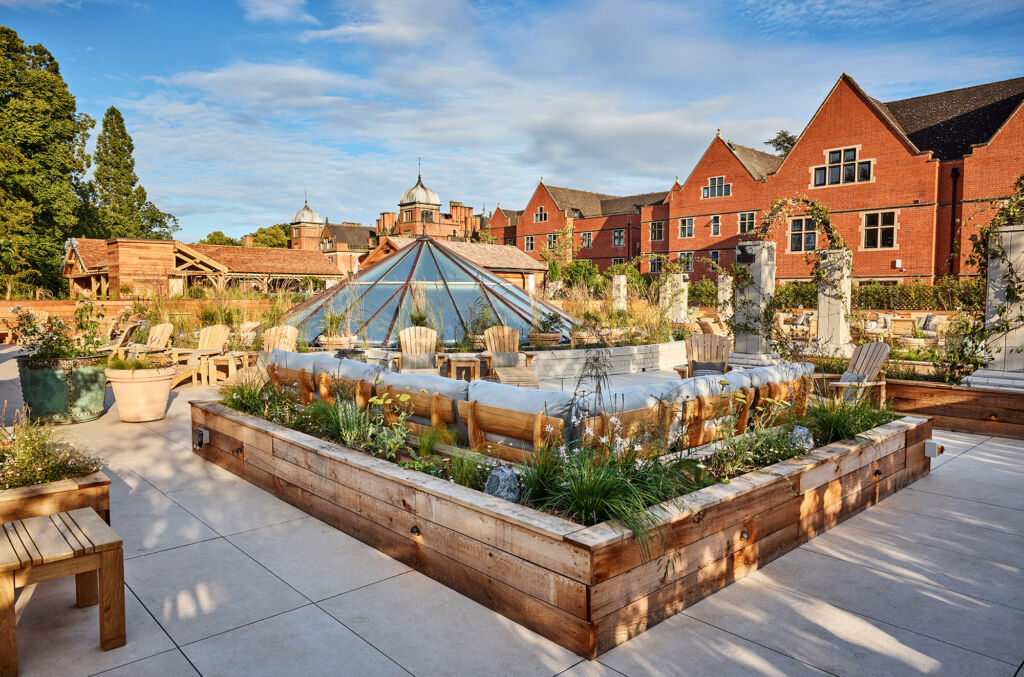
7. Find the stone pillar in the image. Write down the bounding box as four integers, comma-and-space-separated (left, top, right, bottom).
717, 274, 733, 319
611, 274, 627, 312
815, 249, 854, 356
660, 274, 689, 323
730, 240, 783, 367
967, 219, 1024, 390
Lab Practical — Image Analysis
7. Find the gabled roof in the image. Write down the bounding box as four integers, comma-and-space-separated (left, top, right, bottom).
881, 76, 1024, 160
498, 208, 523, 226
323, 223, 374, 247
68, 239, 109, 270
190, 244, 342, 276
725, 141, 784, 180
384, 236, 546, 272
543, 184, 667, 218
598, 191, 670, 215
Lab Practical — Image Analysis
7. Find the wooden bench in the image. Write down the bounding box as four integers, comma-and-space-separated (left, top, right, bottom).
1, 508, 125, 676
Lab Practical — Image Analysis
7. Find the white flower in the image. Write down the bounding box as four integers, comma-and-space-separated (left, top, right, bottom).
545, 424, 553, 433
599, 435, 609, 444
634, 444, 643, 451
584, 427, 593, 437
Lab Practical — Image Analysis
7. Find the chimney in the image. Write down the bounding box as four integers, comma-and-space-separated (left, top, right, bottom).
242, 234, 254, 247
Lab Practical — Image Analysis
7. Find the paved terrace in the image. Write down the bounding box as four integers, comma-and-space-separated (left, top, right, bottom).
1, 346, 1022, 676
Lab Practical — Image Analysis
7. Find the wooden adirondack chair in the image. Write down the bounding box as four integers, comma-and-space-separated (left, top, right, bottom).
390, 326, 443, 374
117, 322, 173, 359
100, 321, 141, 356
170, 324, 231, 388
825, 341, 890, 404
674, 333, 731, 379
480, 326, 538, 388
262, 325, 298, 353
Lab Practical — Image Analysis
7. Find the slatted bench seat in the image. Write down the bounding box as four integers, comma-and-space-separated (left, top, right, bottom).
1, 508, 125, 676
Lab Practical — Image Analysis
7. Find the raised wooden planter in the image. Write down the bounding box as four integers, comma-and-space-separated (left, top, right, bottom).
0, 471, 111, 524
888, 359, 936, 375
887, 379, 1024, 438
189, 401, 930, 659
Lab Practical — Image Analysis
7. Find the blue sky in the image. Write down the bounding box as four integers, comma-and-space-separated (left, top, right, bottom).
3, 0, 1024, 241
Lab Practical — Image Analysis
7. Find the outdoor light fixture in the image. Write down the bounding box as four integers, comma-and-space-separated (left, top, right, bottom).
410, 525, 421, 536
925, 440, 945, 457
740, 530, 749, 540
736, 244, 756, 264
193, 427, 209, 449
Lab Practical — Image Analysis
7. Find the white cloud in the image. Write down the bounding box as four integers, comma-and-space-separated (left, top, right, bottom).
116, 0, 1024, 240
300, 0, 470, 46
238, 0, 317, 24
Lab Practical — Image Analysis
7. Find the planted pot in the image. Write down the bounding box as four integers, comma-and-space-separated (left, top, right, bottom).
105, 366, 176, 422
319, 334, 358, 350
527, 331, 562, 346
17, 355, 107, 425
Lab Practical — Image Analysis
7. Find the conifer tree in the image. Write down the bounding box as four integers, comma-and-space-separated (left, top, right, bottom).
92, 106, 177, 240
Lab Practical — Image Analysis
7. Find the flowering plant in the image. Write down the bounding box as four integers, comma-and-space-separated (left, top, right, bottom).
0, 404, 102, 489
11, 302, 106, 359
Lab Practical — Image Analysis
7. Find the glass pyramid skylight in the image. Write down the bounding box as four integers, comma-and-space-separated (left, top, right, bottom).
287, 237, 575, 347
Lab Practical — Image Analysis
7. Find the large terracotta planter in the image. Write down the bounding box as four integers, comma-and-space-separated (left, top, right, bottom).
17, 355, 107, 424
105, 366, 176, 422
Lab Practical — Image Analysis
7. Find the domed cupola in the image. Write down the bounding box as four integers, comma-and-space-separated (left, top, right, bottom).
291, 200, 323, 225
399, 173, 440, 207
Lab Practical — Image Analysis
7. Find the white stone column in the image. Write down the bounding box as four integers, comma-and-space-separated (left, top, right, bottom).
967, 219, 1024, 390
815, 249, 854, 356
611, 274, 627, 312
730, 240, 783, 367
660, 274, 689, 323
717, 273, 733, 319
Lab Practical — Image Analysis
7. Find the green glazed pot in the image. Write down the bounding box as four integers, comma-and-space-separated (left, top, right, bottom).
16, 355, 108, 425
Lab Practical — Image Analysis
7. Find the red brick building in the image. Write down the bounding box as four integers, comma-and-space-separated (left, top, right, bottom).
493, 74, 1024, 285
375, 174, 483, 240
505, 181, 668, 269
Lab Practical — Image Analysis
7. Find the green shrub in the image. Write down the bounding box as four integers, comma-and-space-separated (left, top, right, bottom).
799, 398, 900, 447
449, 451, 490, 490
561, 259, 605, 292
688, 278, 718, 307
851, 277, 983, 311
604, 262, 645, 290
0, 413, 102, 489
774, 282, 816, 309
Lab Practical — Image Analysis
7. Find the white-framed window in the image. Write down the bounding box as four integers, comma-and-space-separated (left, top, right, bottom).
650, 221, 664, 241
649, 258, 663, 274
709, 250, 720, 266
580, 232, 592, 248
613, 229, 625, 247
710, 215, 720, 236
679, 252, 693, 272
789, 218, 816, 252
611, 258, 624, 266
679, 217, 694, 238
547, 233, 556, 248
524, 235, 534, 251
702, 176, 731, 198
863, 211, 897, 249
738, 212, 755, 234
813, 147, 872, 186
402, 210, 413, 222
534, 206, 548, 222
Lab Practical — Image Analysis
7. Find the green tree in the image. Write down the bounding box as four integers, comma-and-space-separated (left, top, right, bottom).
91, 106, 177, 240
765, 130, 798, 157
0, 26, 94, 292
251, 223, 290, 248
198, 230, 242, 246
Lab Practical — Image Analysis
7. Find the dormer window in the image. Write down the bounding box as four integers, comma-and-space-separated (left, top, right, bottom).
572, 208, 582, 219
702, 176, 731, 199
534, 206, 548, 223
813, 147, 872, 186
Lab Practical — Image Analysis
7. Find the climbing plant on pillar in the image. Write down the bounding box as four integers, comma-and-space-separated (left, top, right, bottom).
941, 172, 1024, 384
748, 196, 849, 360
